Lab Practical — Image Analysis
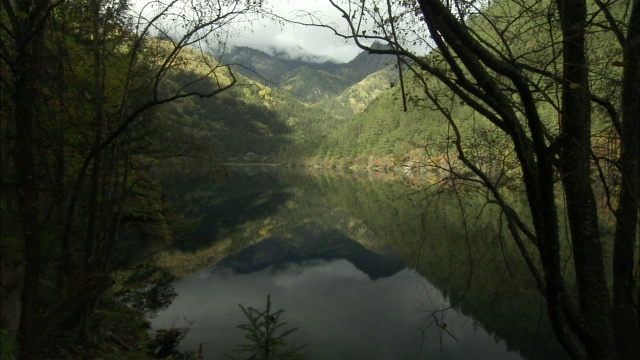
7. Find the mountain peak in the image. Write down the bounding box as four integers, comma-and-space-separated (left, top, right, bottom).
370, 41, 391, 51
223, 45, 393, 103
268, 45, 342, 65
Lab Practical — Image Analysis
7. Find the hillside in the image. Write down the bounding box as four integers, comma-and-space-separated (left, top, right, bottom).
164, 0, 625, 170
155, 44, 399, 163
225, 43, 396, 104
316, 64, 398, 118
300, 1, 627, 173
156, 73, 339, 163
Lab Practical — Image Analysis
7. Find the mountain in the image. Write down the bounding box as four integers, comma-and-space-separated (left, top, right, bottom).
215, 221, 405, 280
279, 66, 349, 103
225, 43, 396, 103
224, 46, 298, 84
339, 41, 397, 84
150, 41, 408, 164
156, 71, 340, 163
317, 65, 398, 118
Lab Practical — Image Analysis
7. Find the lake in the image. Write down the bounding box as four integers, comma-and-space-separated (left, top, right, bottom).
150, 166, 567, 359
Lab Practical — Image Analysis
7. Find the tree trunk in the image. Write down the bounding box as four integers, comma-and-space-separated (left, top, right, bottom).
612, 1, 640, 359
557, 0, 616, 358
12, 4, 45, 355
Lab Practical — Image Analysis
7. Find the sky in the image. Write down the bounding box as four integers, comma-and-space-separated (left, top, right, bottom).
225, 0, 364, 63
133, 0, 419, 64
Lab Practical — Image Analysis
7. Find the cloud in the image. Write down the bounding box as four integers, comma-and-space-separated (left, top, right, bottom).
226, 0, 362, 63
268, 44, 339, 63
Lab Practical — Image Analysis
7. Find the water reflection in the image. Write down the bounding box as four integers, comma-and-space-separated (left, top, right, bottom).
216, 220, 405, 279
152, 259, 523, 360
152, 167, 566, 359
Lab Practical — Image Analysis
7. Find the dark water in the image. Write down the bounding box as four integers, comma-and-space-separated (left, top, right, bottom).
151, 166, 567, 360
154, 260, 520, 360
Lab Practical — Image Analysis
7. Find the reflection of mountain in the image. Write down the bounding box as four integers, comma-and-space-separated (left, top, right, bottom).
216, 221, 404, 280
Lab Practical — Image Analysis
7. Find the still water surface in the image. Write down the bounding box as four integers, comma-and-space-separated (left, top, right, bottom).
151, 167, 561, 359
153, 260, 521, 359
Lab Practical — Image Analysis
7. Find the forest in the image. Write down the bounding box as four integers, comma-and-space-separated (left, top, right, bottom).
1, 0, 638, 359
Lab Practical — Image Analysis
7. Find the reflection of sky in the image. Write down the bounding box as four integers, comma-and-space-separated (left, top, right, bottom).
152, 259, 523, 360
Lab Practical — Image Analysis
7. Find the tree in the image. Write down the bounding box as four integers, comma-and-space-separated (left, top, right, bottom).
226, 295, 307, 360
301, 0, 639, 359
1, 0, 264, 357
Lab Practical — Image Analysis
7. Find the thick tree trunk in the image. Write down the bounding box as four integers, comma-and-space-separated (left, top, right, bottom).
411, 0, 627, 358
12, 6, 45, 356
557, 0, 616, 358
611, 1, 640, 359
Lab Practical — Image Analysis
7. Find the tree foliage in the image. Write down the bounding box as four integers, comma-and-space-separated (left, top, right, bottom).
300, 0, 639, 359
0, 0, 264, 357
226, 294, 307, 360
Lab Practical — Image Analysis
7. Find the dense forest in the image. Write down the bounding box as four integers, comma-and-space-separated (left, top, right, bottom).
1, 0, 638, 359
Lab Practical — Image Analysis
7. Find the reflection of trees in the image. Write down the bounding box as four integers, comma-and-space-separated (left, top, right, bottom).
282, 0, 639, 356
303, 172, 567, 359
157, 167, 566, 358
314, 0, 639, 358
159, 167, 291, 252
417, 197, 567, 359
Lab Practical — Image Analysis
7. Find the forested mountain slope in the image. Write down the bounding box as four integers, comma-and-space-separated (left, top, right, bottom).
156, 45, 399, 163
302, 0, 628, 173
2, 0, 635, 358
5, 0, 622, 175
225, 43, 396, 104
158, 70, 339, 163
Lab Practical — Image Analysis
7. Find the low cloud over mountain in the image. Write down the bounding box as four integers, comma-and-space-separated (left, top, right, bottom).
267, 45, 342, 64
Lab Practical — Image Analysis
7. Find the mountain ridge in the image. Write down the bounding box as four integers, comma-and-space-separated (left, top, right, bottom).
157, 41, 401, 163
225, 44, 396, 103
